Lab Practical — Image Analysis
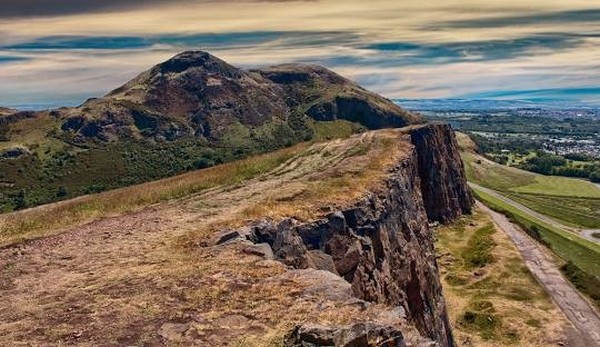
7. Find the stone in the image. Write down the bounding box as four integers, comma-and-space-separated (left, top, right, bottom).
242, 242, 274, 260
286, 323, 406, 347
158, 323, 190, 341
214, 230, 242, 245
306, 250, 338, 274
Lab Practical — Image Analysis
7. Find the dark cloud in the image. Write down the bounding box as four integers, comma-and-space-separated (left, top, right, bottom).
2, 31, 356, 50
430, 9, 600, 29
0, 55, 29, 63
0, 0, 301, 18
0, 0, 179, 18
362, 35, 585, 64
0, 0, 316, 19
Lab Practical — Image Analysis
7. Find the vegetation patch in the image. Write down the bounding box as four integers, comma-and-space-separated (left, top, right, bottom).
560, 261, 600, 309
462, 224, 496, 269
458, 311, 502, 341
436, 209, 565, 346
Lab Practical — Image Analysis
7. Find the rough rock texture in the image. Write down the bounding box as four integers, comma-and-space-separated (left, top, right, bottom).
242, 124, 471, 347
286, 322, 406, 347
409, 123, 473, 223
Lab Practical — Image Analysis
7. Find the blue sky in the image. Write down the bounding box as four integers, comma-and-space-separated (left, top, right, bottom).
0, 0, 598, 109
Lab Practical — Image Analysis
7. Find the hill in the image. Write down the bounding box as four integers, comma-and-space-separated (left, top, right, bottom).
0, 51, 421, 212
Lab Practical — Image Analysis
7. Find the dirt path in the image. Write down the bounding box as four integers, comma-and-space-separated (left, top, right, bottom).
478, 201, 600, 347
470, 182, 600, 244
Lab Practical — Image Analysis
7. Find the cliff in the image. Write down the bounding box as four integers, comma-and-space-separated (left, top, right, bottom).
233, 123, 472, 346
410, 123, 473, 223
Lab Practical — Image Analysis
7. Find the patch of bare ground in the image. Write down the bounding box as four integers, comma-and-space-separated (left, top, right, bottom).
435, 207, 569, 347
0, 130, 421, 346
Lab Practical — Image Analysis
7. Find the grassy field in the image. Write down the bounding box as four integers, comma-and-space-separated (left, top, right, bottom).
505, 193, 600, 229
461, 145, 600, 229
436, 208, 566, 346
0, 142, 306, 246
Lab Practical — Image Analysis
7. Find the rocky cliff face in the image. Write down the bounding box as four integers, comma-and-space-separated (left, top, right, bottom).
410, 123, 473, 223
237, 124, 471, 346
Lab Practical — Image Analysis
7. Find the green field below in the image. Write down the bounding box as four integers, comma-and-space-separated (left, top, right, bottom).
462, 152, 600, 229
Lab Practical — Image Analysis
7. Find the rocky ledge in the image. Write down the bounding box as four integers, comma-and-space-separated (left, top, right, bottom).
215, 123, 472, 347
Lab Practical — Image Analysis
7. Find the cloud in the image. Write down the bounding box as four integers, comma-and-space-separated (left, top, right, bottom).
0, 0, 598, 108
0, 0, 304, 18
0, 55, 29, 63
2, 31, 358, 51
430, 9, 600, 29
363, 34, 586, 64
459, 87, 600, 104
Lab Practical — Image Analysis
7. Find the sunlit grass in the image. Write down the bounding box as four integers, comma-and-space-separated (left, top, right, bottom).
0, 142, 307, 247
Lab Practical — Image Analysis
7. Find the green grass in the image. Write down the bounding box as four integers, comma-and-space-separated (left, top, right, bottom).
561, 261, 600, 309
473, 188, 600, 279
506, 193, 600, 229
311, 119, 366, 141
463, 152, 600, 229
436, 210, 553, 345
462, 224, 496, 269
512, 176, 600, 198
463, 152, 536, 191
464, 152, 600, 198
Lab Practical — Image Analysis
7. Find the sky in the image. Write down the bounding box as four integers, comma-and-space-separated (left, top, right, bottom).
0, 0, 599, 109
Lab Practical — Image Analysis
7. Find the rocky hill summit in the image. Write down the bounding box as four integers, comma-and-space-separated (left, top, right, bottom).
60, 51, 421, 142
0, 51, 421, 211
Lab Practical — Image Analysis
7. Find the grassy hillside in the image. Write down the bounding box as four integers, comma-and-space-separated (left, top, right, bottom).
0, 125, 400, 247
457, 133, 600, 308
473, 189, 600, 308
0, 118, 365, 213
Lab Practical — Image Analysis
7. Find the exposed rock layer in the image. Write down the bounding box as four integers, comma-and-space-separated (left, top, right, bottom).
240, 124, 471, 347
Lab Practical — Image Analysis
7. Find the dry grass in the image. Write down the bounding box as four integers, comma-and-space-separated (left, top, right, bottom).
0, 129, 418, 346
436, 207, 567, 346
0, 142, 307, 247
176, 131, 409, 247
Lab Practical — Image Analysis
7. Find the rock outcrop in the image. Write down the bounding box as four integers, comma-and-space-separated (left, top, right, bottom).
230, 124, 472, 347
409, 123, 473, 223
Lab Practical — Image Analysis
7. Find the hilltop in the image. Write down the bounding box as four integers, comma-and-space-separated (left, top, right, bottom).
0, 51, 421, 212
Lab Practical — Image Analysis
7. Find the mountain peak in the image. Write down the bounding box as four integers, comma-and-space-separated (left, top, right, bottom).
155, 50, 240, 77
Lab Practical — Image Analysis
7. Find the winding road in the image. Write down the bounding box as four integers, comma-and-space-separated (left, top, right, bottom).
478, 202, 600, 346
470, 182, 600, 244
